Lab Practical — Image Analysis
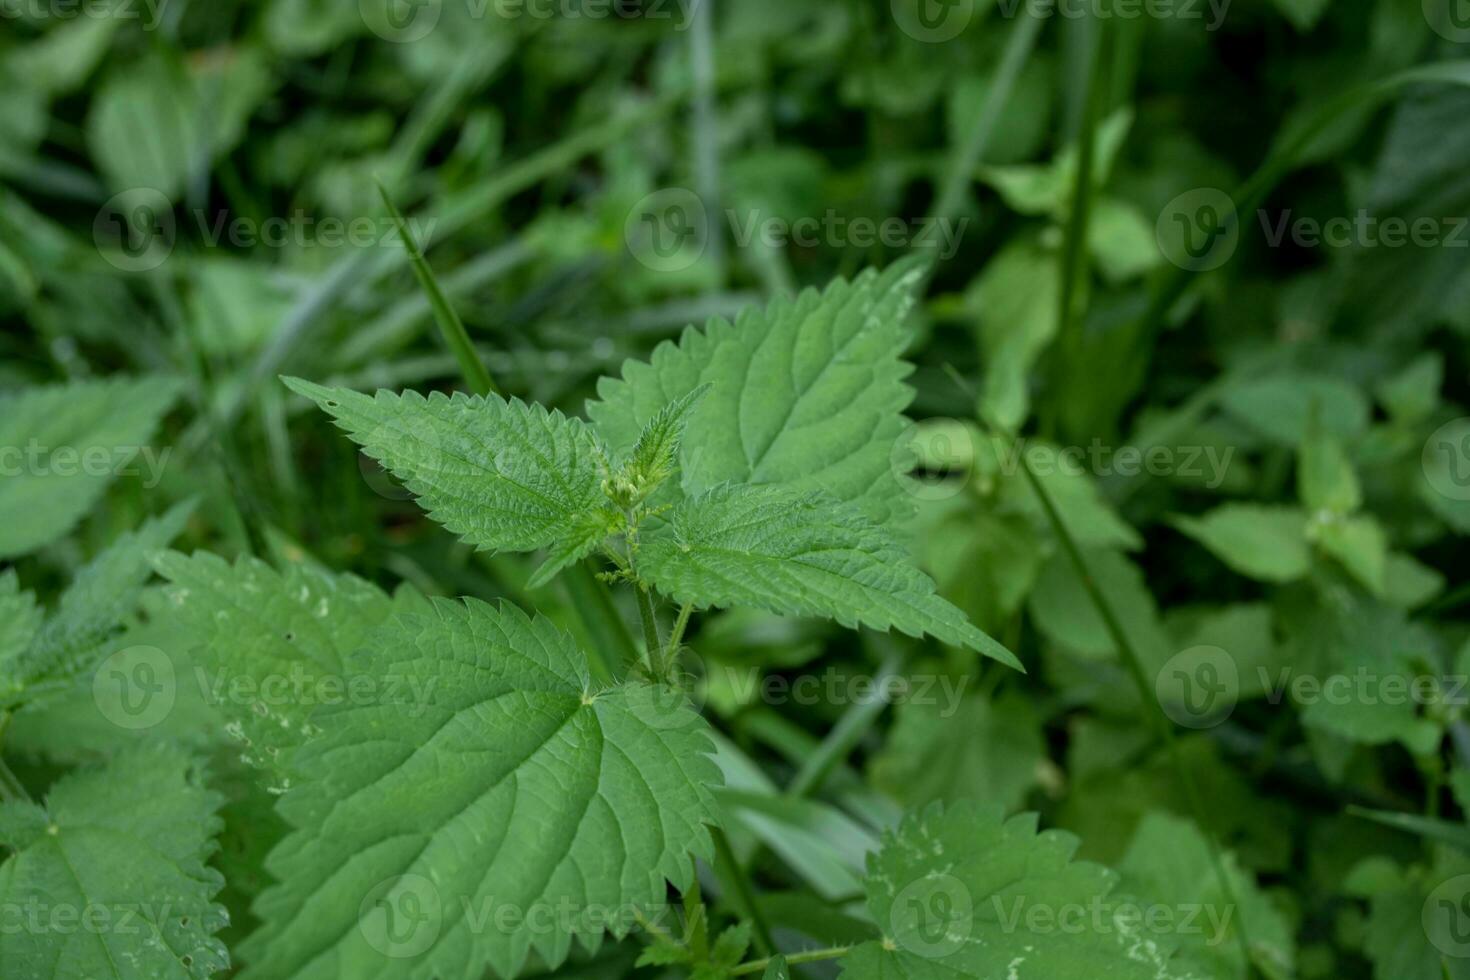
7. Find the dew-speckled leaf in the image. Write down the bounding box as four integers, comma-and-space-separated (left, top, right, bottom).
153, 549, 413, 785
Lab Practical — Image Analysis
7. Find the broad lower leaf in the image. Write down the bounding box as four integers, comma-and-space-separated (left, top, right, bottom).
0, 377, 180, 559
154, 549, 413, 787
0, 743, 229, 979
240, 598, 721, 980
588, 259, 926, 521
636, 485, 1020, 669
839, 802, 1201, 979
283, 377, 607, 555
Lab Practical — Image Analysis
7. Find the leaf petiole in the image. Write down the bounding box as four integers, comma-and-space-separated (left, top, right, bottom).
732, 945, 851, 975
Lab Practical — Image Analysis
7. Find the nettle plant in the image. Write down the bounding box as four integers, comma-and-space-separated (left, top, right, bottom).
2, 261, 1206, 980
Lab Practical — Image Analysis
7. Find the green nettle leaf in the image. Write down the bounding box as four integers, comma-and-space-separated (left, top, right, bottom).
621, 383, 712, 499
965, 237, 1061, 430
1172, 505, 1311, 583
153, 550, 413, 784
4, 501, 192, 708
0, 570, 42, 684
0, 377, 180, 559
1314, 514, 1387, 595
1285, 600, 1442, 754
283, 378, 610, 555
1027, 549, 1170, 668
1117, 812, 1295, 980
588, 259, 927, 522
0, 744, 229, 979
636, 484, 1020, 669
1219, 374, 1370, 446
1297, 426, 1360, 515
839, 803, 1200, 979
1354, 851, 1470, 980
1374, 353, 1442, 424
870, 691, 1044, 812
240, 598, 721, 980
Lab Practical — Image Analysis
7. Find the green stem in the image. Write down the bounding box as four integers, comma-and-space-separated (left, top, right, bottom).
711, 826, 775, 958
635, 586, 662, 677
980, 411, 1257, 975
377, 181, 497, 398
663, 602, 694, 670
732, 946, 851, 976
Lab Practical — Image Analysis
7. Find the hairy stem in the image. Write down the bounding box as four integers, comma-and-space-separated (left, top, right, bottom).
663, 602, 694, 670
635, 586, 663, 678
